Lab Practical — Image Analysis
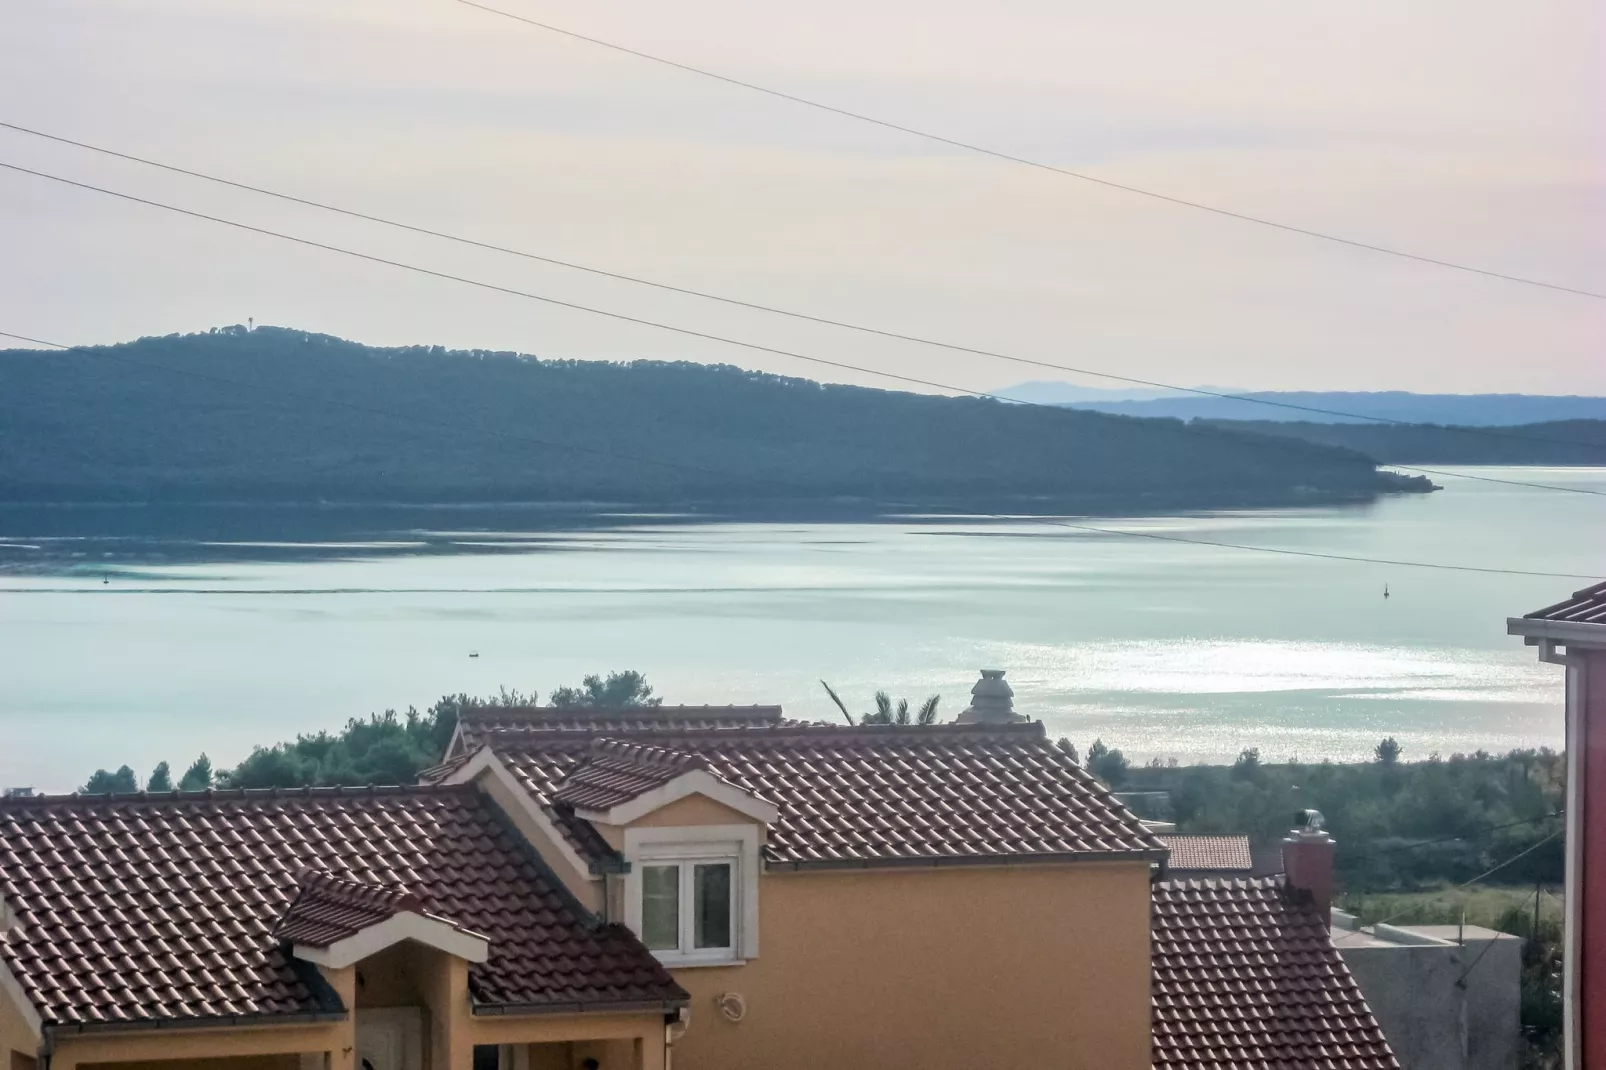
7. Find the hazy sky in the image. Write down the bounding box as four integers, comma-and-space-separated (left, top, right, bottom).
3, 0, 1602, 394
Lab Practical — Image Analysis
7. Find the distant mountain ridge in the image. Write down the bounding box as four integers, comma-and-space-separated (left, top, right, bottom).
1200, 418, 1606, 466
997, 385, 1606, 426
0, 326, 1425, 511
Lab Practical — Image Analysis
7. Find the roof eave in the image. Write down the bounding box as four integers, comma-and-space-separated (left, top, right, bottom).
471, 997, 689, 1018
766, 847, 1166, 872
43, 1009, 349, 1040
1508, 616, 1606, 650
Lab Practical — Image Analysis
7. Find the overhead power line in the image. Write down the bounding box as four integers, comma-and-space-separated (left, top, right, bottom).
3, 158, 1601, 501
1334, 829, 1563, 947
452, 0, 1606, 303
2, 328, 1599, 582
3, 120, 1601, 458
1355, 811, 1565, 859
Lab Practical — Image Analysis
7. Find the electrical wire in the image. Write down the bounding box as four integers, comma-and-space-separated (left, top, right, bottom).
4, 328, 1600, 582
3, 120, 1602, 456
1350, 811, 1564, 858
4, 158, 1603, 501
1333, 829, 1564, 947
452, 0, 1606, 303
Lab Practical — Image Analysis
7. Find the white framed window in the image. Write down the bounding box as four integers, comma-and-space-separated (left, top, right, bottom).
623, 824, 761, 966
640, 856, 736, 961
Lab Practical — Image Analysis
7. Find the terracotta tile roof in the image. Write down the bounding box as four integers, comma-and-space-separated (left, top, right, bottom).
273, 870, 450, 949
1151, 877, 1398, 1070
1162, 834, 1254, 872
1524, 579, 1606, 625
456, 705, 788, 749
551, 739, 712, 812
0, 786, 686, 1030
479, 723, 1165, 868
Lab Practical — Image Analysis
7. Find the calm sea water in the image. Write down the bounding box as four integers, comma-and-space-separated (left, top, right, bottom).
2, 467, 1602, 792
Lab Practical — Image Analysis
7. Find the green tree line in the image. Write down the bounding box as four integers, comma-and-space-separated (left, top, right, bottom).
77, 671, 658, 793
1111, 739, 1566, 889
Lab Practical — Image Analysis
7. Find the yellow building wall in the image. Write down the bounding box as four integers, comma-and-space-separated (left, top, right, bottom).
627, 796, 757, 830
0, 977, 35, 1064
667, 862, 1154, 1070
85, 1057, 298, 1070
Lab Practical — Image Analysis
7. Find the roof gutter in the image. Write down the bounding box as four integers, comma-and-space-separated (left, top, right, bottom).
1508, 617, 1606, 650
43, 1009, 348, 1040
765, 847, 1167, 872
473, 997, 689, 1018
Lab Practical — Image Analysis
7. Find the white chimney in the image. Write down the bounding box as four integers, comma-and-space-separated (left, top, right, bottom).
956, 669, 1027, 724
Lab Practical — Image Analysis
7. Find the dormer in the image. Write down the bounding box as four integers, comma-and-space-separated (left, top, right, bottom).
554, 739, 777, 968
274, 870, 490, 969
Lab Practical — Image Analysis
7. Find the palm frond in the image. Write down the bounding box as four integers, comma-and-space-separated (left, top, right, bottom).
820, 680, 855, 726
917, 695, 941, 725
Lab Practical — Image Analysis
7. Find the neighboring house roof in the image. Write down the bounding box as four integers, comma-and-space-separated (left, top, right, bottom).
447, 722, 1165, 869
0, 786, 686, 1032
455, 706, 789, 750
1523, 579, 1606, 625
1161, 834, 1253, 873
1151, 877, 1398, 1070
552, 739, 713, 812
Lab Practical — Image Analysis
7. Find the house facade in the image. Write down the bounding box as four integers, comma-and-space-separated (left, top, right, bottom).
428, 708, 1163, 1069
3, 685, 1399, 1070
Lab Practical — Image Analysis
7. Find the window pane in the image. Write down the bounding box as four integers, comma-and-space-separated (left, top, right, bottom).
694, 862, 733, 950
642, 864, 680, 951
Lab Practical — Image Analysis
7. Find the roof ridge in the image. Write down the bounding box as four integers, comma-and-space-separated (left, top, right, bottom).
589, 737, 711, 772
487, 721, 1050, 745
460, 704, 783, 719
0, 783, 477, 808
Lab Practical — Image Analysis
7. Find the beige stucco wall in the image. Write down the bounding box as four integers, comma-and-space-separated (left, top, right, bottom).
666, 861, 1154, 1070
0, 980, 36, 1064
594, 793, 764, 853
627, 796, 758, 830
85, 1057, 299, 1070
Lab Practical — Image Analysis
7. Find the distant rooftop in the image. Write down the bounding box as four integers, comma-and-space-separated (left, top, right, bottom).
1161, 834, 1253, 872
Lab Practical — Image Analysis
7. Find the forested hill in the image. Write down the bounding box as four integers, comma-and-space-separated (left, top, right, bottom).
1201, 418, 1606, 465
0, 326, 1426, 510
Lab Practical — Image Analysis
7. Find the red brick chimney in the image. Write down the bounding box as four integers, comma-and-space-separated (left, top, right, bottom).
1282, 810, 1335, 930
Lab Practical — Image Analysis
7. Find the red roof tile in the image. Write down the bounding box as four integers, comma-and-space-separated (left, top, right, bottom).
1524, 579, 1606, 625
1151, 878, 1398, 1069
456, 706, 788, 749
1161, 835, 1254, 873
0, 786, 685, 1029
477, 723, 1165, 867
552, 739, 712, 812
